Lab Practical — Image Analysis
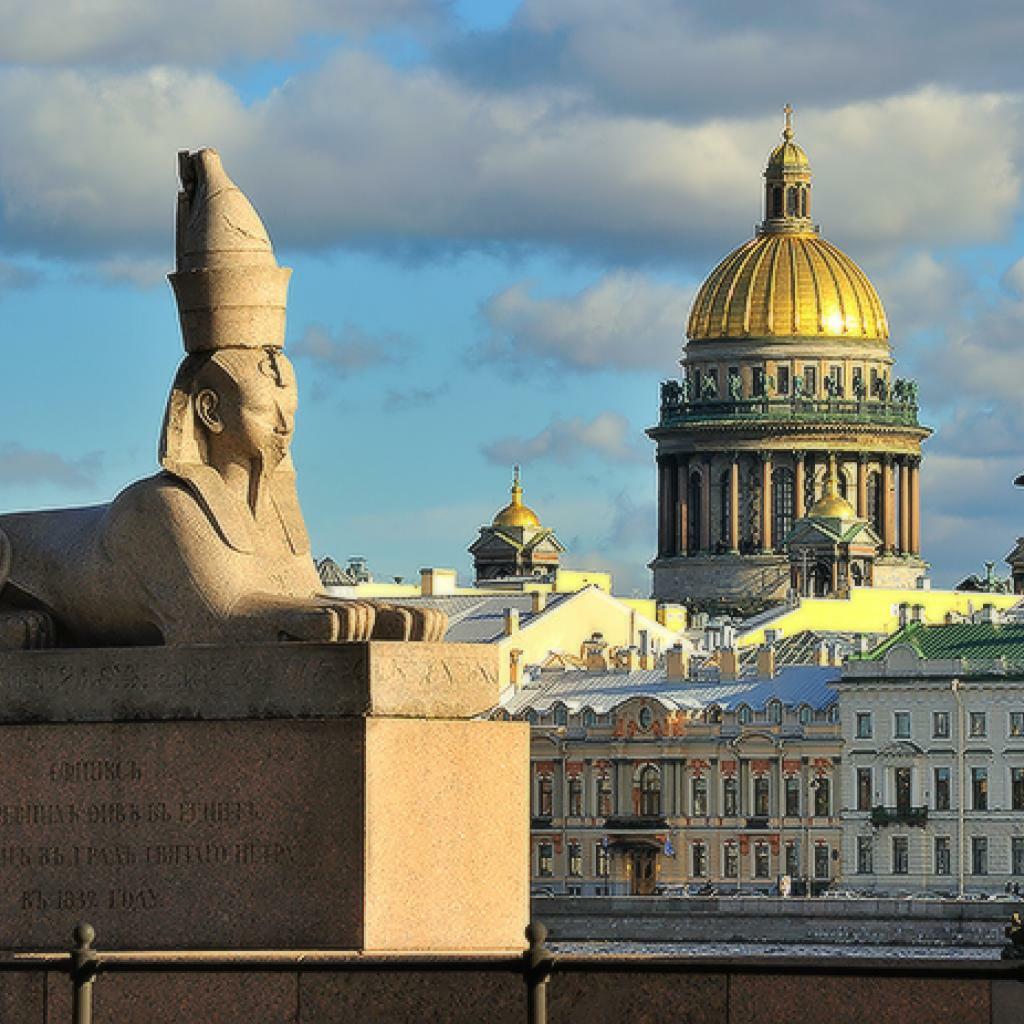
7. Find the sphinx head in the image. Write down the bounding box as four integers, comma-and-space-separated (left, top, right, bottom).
161, 348, 298, 480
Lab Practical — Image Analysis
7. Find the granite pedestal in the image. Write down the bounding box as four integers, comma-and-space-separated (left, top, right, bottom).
0, 642, 528, 953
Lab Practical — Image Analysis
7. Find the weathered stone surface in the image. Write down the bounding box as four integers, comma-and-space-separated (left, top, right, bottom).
0, 642, 500, 723
0, 716, 527, 951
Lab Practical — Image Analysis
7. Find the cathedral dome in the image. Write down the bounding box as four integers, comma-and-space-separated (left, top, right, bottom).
687, 233, 888, 342
493, 467, 541, 529
687, 105, 888, 343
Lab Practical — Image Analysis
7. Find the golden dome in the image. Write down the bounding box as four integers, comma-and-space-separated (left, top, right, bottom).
493, 466, 541, 529
808, 456, 858, 520
687, 232, 889, 341
687, 105, 888, 343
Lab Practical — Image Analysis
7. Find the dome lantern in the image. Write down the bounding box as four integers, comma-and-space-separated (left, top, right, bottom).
762, 104, 814, 235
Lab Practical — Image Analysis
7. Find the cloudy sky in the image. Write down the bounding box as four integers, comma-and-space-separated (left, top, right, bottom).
1, 0, 1023, 594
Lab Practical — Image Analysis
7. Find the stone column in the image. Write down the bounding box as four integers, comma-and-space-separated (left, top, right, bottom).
794, 451, 806, 520
676, 457, 689, 556
857, 454, 868, 519
910, 457, 922, 555
899, 456, 910, 555
761, 453, 773, 552
729, 454, 740, 553
700, 460, 712, 552
657, 458, 670, 557
882, 456, 896, 553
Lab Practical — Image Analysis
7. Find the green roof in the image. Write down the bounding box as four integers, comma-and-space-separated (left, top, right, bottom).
863, 621, 1024, 663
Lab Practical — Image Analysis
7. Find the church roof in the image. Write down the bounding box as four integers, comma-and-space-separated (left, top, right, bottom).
860, 621, 1024, 665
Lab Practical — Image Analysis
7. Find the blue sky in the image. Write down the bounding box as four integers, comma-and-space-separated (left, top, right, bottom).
1, 0, 1023, 594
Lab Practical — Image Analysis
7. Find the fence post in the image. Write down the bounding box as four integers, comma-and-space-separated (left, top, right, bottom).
70, 923, 98, 1024
525, 920, 552, 1024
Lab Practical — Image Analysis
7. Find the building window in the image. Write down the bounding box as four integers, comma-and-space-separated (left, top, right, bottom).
772, 467, 795, 551
752, 366, 766, 397
639, 765, 661, 816
933, 711, 950, 739
799, 706, 813, 725
638, 707, 653, 731
894, 711, 912, 739
934, 767, 951, 811
724, 842, 738, 878
538, 843, 553, 877
972, 767, 988, 811
1011, 712, 1024, 738
857, 768, 873, 811
568, 776, 584, 817
814, 844, 830, 879
692, 777, 708, 817
595, 842, 610, 878
582, 709, 597, 729
935, 836, 951, 875
568, 841, 582, 877
969, 712, 987, 738
1013, 768, 1024, 811
857, 836, 874, 874
778, 365, 790, 395
972, 836, 988, 876
754, 776, 770, 816
719, 470, 732, 547
785, 842, 799, 878
537, 774, 553, 817
596, 773, 613, 817
814, 778, 830, 817
768, 701, 782, 724
1013, 838, 1024, 876
687, 472, 702, 552
754, 843, 770, 878
866, 471, 882, 534
785, 776, 800, 817
723, 777, 739, 817
738, 706, 752, 725
855, 712, 873, 739
828, 365, 844, 396
852, 366, 863, 396
895, 766, 912, 813
804, 365, 817, 396
692, 842, 707, 878
892, 836, 909, 874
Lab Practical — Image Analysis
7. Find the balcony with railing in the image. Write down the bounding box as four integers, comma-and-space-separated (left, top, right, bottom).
870, 805, 928, 828
658, 378, 922, 430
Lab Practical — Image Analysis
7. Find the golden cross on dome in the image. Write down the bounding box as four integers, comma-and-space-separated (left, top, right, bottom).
783, 103, 794, 140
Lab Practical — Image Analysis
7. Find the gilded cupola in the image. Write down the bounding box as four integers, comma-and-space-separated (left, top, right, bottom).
492, 466, 542, 529
687, 106, 889, 343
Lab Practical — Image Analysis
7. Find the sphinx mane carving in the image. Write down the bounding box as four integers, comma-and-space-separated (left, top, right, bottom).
0, 150, 444, 647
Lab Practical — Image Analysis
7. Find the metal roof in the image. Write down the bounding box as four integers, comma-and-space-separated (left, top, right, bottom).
503, 664, 839, 716
395, 592, 574, 644
863, 622, 1024, 663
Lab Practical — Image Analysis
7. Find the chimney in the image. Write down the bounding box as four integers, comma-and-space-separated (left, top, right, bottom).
666, 644, 689, 681
719, 647, 739, 682
509, 650, 522, 689
531, 590, 547, 613
582, 633, 608, 672
420, 567, 457, 596
621, 647, 638, 672
503, 608, 520, 636
756, 645, 777, 679
814, 641, 829, 667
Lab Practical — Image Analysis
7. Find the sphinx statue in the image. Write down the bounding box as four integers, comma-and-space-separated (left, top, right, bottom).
0, 149, 444, 648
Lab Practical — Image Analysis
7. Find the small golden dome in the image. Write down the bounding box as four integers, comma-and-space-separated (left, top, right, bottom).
808, 456, 858, 520
687, 232, 888, 342
493, 466, 541, 529
766, 138, 810, 174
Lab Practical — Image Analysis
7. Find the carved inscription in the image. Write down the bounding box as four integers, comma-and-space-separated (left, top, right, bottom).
0, 721, 358, 949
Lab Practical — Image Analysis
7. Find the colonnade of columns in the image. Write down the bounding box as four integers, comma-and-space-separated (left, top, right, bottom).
657, 451, 922, 559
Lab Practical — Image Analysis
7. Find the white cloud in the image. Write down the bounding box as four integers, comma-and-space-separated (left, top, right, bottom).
0, 0, 441, 66
0, 55, 1016, 268
291, 322, 406, 377
477, 272, 690, 372
0, 443, 101, 488
482, 412, 644, 466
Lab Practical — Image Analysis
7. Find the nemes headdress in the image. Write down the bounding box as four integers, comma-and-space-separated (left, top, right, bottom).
169, 148, 291, 353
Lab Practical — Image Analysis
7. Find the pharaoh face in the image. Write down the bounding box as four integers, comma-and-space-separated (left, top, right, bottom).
195, 349, 298, 473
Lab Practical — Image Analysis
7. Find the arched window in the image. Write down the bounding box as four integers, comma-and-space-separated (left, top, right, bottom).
772, 467, 795, 548
582, 708, 597, 729
799, 705, 812, 725
553, 705, 567, 727
719, 470, 731, 548
799, 187, 808, 217
738, 705, 752, 725
866, 471, 882, 533
639, 765, 661, 816
525, 710, 537, 725
837, 468, 849, 501
771, 185, 783, 218
687, 471, 702, 552
768, 701, 782, 723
